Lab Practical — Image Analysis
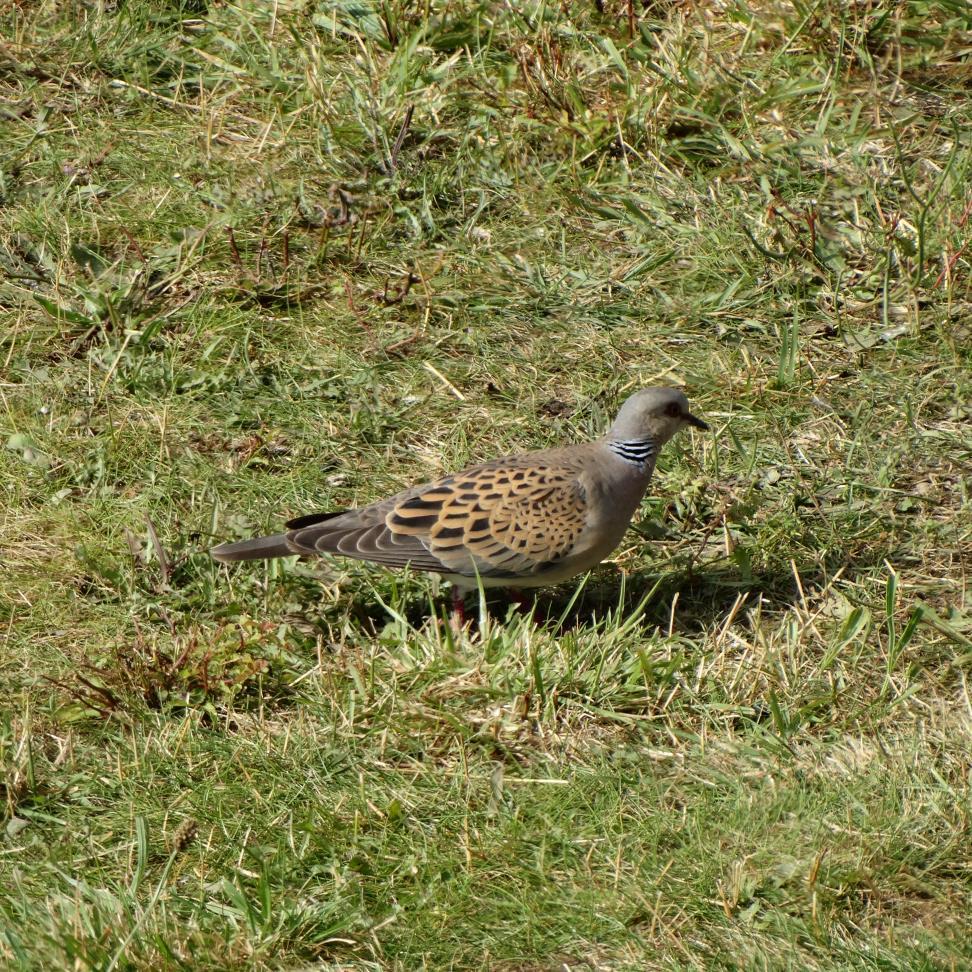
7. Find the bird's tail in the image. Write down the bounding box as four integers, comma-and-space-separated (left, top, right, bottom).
210, 534, 294, 563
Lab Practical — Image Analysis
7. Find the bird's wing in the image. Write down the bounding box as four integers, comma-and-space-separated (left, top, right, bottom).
284, 451, 590, 580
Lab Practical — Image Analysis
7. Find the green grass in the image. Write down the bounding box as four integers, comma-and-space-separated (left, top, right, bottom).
2, 0, 971, 968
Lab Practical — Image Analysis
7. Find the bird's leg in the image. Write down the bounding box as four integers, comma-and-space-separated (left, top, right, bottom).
507, 589, 533, 612
451, 586, 468, 627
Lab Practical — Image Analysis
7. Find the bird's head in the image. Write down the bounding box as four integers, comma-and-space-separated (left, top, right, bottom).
607, 386, 709, 447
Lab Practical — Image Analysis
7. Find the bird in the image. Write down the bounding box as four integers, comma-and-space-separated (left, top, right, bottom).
211, 386, 709, 620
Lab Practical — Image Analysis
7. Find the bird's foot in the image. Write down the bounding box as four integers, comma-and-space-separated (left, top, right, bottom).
507, 589, 535, 612
450, 587, 469, 630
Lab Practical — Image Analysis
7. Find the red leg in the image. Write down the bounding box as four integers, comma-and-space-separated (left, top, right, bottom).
451, 587, 468, 626
508, 589, 533, 611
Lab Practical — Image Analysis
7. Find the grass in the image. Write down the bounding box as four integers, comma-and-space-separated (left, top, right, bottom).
2, 0, 971, 968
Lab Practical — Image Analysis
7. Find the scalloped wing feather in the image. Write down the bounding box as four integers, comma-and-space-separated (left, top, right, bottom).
283, 450, 591, 580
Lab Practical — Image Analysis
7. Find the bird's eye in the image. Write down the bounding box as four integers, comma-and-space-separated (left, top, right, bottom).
665, 402, 682, 418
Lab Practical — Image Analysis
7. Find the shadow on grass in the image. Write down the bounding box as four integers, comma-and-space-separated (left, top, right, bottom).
475, 546, 891, 637
326, 552, 867, 638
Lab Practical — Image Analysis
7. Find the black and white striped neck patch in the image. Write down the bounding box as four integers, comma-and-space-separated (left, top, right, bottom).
607, 438, 656, 468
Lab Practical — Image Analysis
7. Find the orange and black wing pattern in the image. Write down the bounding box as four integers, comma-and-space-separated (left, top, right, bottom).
284, 452, 590, 581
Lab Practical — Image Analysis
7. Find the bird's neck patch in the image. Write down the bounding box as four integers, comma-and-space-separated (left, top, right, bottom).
607, 437, 656, 469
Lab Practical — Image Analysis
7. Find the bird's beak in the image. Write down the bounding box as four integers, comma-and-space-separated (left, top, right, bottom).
685, 412, 709, 431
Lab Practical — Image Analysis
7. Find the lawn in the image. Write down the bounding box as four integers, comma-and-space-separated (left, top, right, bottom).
2, 1, 971, 968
